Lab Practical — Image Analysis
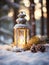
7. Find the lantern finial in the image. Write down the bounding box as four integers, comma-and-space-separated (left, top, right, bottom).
16, 12, 27, 24
18, 12, 26, 18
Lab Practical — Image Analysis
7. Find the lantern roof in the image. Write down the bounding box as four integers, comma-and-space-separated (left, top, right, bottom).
16, 18, 26, 24
14, 12, 30, 29
16, 12, 27, 24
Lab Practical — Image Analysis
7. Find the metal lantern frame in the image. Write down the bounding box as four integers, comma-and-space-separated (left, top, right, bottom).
13, 12, 30, 49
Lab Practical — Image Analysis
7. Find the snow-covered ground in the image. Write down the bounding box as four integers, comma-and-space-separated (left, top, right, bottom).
0, 44, 49, 65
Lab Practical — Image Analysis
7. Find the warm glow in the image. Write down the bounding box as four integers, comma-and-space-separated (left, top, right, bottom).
18, 35, 25, 48
35, 3, 41, 9
43, 0, 46, 6
18, 36, 25, 44
34, 0, 39, 4
8, 9, 14, 17
43, 13, 47, 18
34, 9, 42, 20
23, 0, 30, 7
19, 9, 30, 21
43, 7, 47, 13
27, 30, 30, 42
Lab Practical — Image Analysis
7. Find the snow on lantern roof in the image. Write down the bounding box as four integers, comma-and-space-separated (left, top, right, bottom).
14, 12, 29, 29
14, 24, 29, 29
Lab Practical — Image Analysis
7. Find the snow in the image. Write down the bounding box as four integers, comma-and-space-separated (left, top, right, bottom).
0, 44, 49, 65
0, 49, 49, 65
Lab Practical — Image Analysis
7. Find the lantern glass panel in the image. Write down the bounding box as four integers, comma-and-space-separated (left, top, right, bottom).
16, 28, 29, 48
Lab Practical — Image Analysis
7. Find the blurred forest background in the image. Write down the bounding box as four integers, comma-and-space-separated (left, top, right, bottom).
0, 0, 49, 44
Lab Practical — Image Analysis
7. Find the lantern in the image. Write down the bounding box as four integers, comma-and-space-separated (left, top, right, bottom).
13, 12, 30, 49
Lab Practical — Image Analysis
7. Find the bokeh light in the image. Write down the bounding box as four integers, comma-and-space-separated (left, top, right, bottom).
34, 0, 39, 4
43, 7, 47, 13
23, 0, 30, 7
34, 9, 42, 20
19, 8, 30, 21
35, 3, 41, 9
43, 13, 47, 18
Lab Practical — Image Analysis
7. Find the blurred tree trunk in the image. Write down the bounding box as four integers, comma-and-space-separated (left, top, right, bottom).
30, 0, 36, 36
41, 0, 44, 35
46, 0, 49, 38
